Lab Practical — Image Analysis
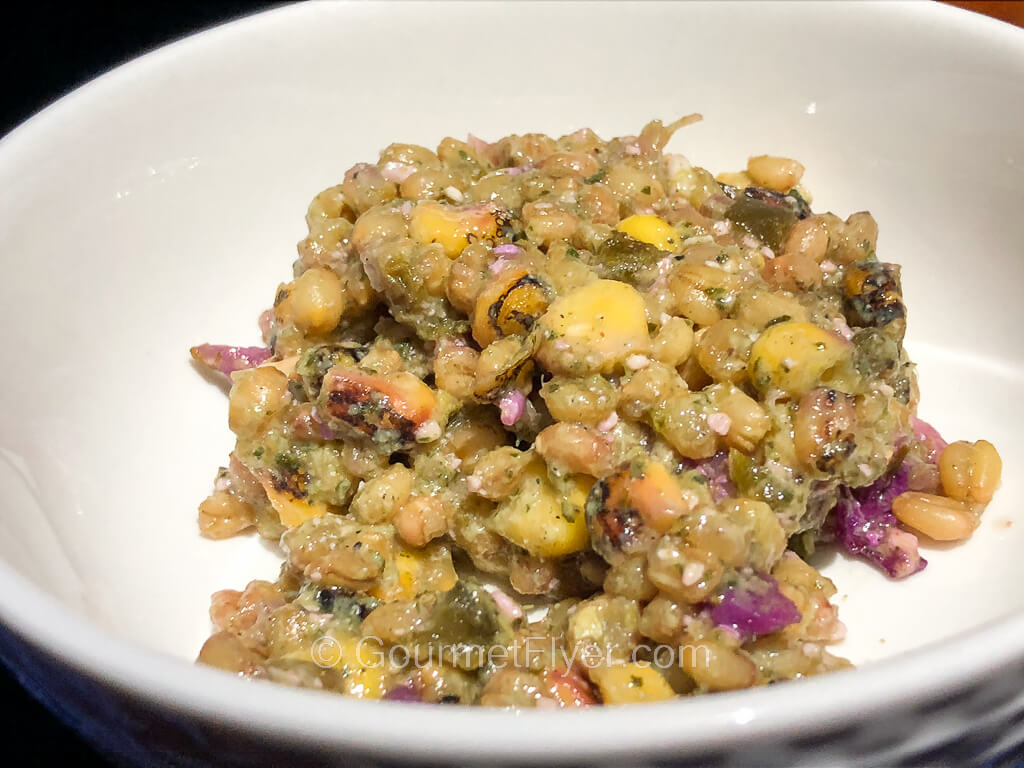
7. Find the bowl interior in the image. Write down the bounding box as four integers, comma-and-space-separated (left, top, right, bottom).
0, 0, 1022, 704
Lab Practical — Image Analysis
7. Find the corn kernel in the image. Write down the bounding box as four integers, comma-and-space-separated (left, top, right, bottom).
747, 321, 849, 396
590, 663, 675, 704
537, 279, 651, 374
322, 637, 386, 699
261, 481, 330, 528
345, 665, 386, 699
611, 461, 691, 534
616, 214, 679, 253
371, 543, 457, 601
408, 200, 498, 258
491, 462, 590, 557
472, 268, 549, 347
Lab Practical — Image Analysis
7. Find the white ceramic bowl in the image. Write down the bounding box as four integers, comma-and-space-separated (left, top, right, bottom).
1, 2, 1023, 765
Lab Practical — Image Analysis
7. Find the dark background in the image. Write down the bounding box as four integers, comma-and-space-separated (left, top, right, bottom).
0, 7, 274, 763
1, 1, 1021, 766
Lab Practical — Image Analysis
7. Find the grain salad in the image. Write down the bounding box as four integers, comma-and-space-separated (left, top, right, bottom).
191, 117, 1002, 706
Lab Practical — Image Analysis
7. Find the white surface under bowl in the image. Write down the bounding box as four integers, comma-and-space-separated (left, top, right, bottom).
0, 1, 1023, 765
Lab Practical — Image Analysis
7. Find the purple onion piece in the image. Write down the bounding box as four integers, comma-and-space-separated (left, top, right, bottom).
831, 463, 927, 579
492, 243, 522, 257
498, 390, 526, 427
684, 451, 735, 502
710, 573, 801, 637
309, 407, 342, 442
384, 683, 421, 703
191, 344, 272, 378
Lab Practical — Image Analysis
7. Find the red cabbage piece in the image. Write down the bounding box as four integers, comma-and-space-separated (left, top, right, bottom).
832, 463, 927, 579
710, 573, 801, 637
191, 344, 272, 378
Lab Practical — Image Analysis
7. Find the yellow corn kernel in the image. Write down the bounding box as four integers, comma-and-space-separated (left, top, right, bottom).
747, 321, 849, 396
537, 279, 651, 374
371, 543, 458, 601
616, 214, 679, 253
336, 636, 380, 669
590, 663, 675, 705
261, 481, 330, 528
345, 665, 386, 699
491, 462, 590, 557
939, 439, 1002, 504
325, 637, 386, 699
408, 200, 498, 258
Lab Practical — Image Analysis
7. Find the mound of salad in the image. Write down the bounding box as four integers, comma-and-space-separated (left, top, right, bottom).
191, 116, 1002, 706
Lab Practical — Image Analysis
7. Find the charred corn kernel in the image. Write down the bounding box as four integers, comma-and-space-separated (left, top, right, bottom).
492, 462, 590, 557
471, 268, 549, 347
320, 368, 438, 445
939, 440, 1002, 504
715, 171, 753, 188
408, 200, 498, 258
747, 321, 849, 396
228, 366, 292, 437
616, 214, 679, 253
605, 461, 692, 535
746, 155, 805, 192
538, 279, 651, 374
892, 491, 978, 541
591, 663, 675, 704
262, 481, 330, 528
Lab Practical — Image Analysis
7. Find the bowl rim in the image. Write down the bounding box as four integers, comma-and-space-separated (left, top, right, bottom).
1, 0, 1023, 761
